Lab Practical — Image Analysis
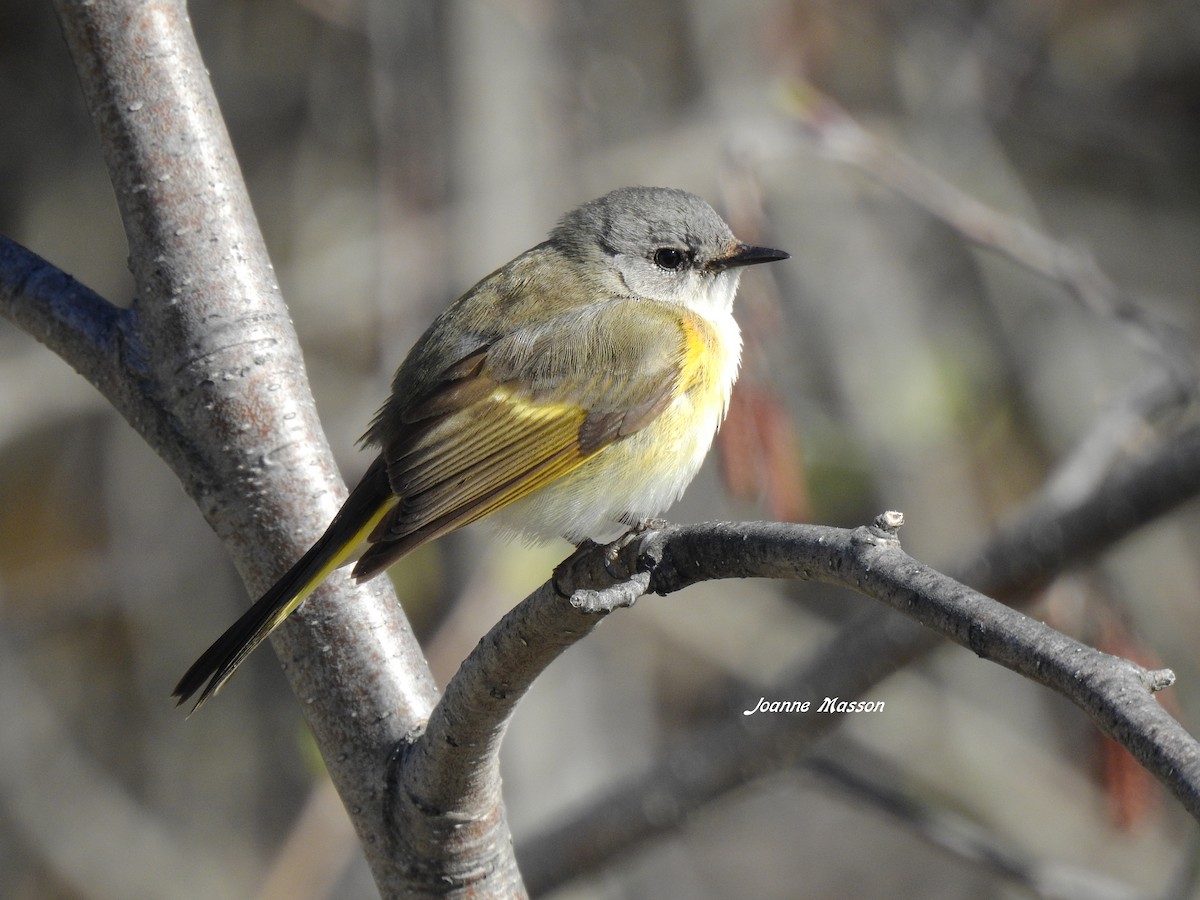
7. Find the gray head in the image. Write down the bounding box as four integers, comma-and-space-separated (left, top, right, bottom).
550, 186, 788, 314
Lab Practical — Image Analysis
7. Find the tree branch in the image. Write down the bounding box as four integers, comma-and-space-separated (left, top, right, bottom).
0, 624, 247, 899
518, 423, 1200, 890
33, 1, 448, 892
0, 236, 154, 428
805, 749, 1146, 900
652, 516, 1187, 802
785, 81, 1196, 388
380, 562, 647, 893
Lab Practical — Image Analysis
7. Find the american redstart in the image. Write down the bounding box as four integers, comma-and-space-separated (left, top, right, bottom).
174, 186, 788, 709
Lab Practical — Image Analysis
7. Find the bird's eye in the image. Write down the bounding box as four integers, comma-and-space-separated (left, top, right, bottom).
653, 247, 686, 271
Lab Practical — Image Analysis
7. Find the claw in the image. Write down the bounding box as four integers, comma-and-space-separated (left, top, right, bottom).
602, 517, 667, 579
553, 520, 667, 597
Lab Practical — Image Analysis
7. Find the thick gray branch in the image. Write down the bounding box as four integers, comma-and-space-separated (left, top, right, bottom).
39, 1, 443, 893
384, 566, 648, 894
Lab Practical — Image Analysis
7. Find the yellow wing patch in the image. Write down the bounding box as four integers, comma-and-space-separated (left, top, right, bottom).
354, 386, 598, 578
388, 388, 590, 523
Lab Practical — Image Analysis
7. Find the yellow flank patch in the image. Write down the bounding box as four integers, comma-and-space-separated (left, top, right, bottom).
678, 313, 726, 399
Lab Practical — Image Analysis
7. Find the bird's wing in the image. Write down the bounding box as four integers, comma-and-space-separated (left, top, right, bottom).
352, 298, 691, 579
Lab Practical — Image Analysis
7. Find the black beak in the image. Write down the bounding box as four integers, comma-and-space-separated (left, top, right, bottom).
710, 242, 790, 272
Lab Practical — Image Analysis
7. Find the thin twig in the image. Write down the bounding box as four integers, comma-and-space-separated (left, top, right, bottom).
806, 749, 1143, 900
785, 81, 1196, 389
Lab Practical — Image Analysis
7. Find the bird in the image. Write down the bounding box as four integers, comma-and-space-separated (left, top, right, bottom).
174, 186, 788, 710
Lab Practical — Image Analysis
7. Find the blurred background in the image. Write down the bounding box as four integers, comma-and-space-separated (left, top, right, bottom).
3, 0, 1200, 897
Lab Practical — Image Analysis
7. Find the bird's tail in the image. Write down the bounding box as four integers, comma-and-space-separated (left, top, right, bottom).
173, 459, 395, 712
